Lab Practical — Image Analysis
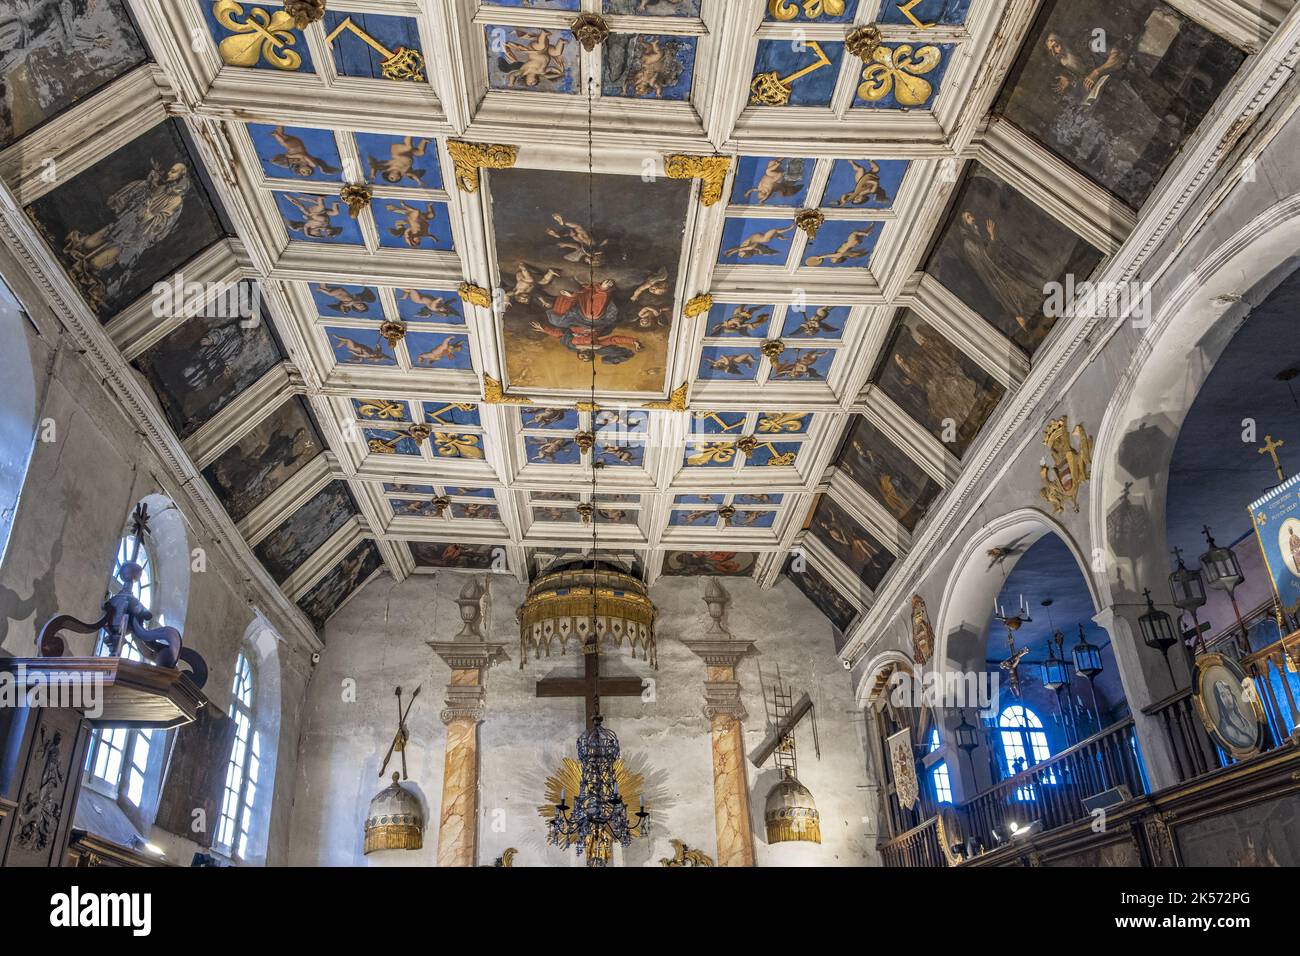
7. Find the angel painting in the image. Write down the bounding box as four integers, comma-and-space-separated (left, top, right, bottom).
496, 29, 570, 89
603, 34, 694, 100
283, 194, 344, 239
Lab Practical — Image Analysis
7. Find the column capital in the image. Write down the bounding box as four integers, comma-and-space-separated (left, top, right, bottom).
681, 638, 756, 669
427, 640, 511, 672
430, 641, 509, 724
702, 678, 747, 722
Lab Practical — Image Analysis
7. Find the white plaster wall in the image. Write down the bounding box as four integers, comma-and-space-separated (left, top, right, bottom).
288, 569, 876, 867
0, 244, 311, 865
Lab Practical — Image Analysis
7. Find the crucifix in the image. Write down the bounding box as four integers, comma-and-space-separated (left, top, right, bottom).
535, 638, 645, 728
1259, 434, 1287, 483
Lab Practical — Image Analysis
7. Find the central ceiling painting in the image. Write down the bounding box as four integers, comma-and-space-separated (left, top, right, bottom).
488, 167, 691, 396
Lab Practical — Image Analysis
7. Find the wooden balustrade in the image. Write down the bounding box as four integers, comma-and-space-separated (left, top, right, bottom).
880, 719, 1145, 865
878, 815, 943, 868
1142, 688, 1223, 781
961, 717, 1144, 852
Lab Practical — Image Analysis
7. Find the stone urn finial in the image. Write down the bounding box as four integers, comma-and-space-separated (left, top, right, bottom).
704, 578, 730, 634
455, 577, 485, 640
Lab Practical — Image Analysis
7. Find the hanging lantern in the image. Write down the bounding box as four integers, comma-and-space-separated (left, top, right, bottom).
363, 773, 424, 854
1138, 588, 1178, 654
518, 558, 656, 667
1041, 630, 1072, 692
764, 770, 821, 844
1072, 624, 1103, 679
1199, 525, 1244, 593
1168, 550, 1207, 613
954, 714, 979, 755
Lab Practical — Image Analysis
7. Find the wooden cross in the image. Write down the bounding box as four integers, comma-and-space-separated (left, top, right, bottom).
1259, 434, 1287, 483
535, 640, 645, 728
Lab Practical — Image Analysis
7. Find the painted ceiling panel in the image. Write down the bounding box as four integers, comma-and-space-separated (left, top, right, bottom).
24, 119, 226, 320
834, 416, 940, 533
0, 0, 147, 148
255, 480, 358, 584
297, 538, 384, 631
995, 0, 1245, 208
872, 309, 1006, 458
489, 166, 689, 396
6, 0, 1261, 631
810, 493, 896, 590
924, 162, 1104, 355
132, 282, 283, 439
783, 554, 861, 639
201, 397, 323, 523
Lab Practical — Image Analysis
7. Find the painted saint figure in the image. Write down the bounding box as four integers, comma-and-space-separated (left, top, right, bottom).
59, 160, 192, 311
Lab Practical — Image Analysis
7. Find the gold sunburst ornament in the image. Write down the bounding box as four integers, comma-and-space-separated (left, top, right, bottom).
541, 748, 647, 866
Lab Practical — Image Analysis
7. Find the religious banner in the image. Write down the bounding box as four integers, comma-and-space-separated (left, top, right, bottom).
887, 728, 919, 811
1248, 471, 1300, 620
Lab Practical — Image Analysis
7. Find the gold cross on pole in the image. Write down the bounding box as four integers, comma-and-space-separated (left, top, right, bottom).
1259, 434, 1287, 483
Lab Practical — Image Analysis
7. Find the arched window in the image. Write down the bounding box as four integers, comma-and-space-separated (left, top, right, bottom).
84, 532, 159, 803
217, 653, 262, 860
998, 704, 1054, 799
927, 728, 952, 804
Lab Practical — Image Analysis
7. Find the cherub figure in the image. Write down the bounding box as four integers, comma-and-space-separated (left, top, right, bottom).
828, 160, 886, 207
385, 201, 439, 248
367, 136, 431, 186
499, 29, 569, 89
709, 305, 768, 336
804, 228, 875, 266
316, 283, 376, 314
413, 336, 463, 367
284, 194, 343, 238
268, 125, 341, 178
703, 353, 756, 376
722, 224, 796, 259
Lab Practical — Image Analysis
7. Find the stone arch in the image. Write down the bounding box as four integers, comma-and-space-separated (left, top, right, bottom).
1087, 195, 1300, 788
925, 508, 1099, 798
933, 507, 1100, 679
855, 649, 915, 709
132, 493, 192, 634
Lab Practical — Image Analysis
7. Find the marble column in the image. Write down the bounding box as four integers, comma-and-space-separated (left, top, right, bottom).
428, 578, 508, 867
702, 661, 756, 867
683, 583, 757, 867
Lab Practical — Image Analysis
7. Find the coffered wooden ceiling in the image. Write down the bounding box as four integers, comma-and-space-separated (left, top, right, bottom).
0, 0, 1287, 638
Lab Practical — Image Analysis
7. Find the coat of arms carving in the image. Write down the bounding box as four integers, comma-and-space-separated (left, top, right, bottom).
1039, 417, 1093, 513
910, 594, 934, 666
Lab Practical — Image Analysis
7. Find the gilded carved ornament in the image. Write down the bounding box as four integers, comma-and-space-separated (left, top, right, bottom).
664, 155, 731, 207
446, 141, 519, 193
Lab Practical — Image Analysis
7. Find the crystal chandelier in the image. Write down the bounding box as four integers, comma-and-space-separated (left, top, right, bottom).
546, 715, 649, 866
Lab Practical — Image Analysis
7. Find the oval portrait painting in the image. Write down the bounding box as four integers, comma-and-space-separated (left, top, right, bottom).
1193, 654, 1263, 759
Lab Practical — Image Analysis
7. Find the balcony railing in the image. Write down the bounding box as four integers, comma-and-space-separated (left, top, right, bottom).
962, 717, 1144, 851
880, 718, 1145, 865
1145, 623, 1300, 782
878, 816, 944, 868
